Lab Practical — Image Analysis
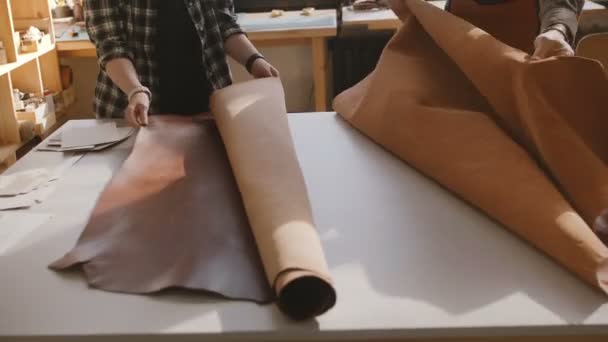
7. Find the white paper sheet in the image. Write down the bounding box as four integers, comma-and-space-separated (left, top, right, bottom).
0, 155, 83, 210
61, 122, 121, 148
41, 127, 135, 152
0, 169, 50, 197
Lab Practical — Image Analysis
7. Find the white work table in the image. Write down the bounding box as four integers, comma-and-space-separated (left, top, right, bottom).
1, 113, 608, 341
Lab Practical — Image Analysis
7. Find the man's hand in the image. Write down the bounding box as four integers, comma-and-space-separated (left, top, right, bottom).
124, 92, 150, 127
533, 28, 575, 59
250, 58, 280, 78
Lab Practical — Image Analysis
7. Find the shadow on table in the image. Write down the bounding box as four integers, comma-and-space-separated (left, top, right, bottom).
299, 115, 606, 325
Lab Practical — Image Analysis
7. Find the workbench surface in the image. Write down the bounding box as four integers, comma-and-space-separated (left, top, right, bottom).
1, 113, 608, 341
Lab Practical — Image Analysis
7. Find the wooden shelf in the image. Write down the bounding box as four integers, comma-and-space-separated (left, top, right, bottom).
0, 0, 59, 168
10, 0, 52, 21
0, 125, 48, 172
0, 72, 19, 144
0, 42, 55, 76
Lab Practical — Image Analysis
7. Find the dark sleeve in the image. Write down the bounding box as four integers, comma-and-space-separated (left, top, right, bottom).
84, 0, 134, 70
214, 0, 246, 41
539, 0, 585, 42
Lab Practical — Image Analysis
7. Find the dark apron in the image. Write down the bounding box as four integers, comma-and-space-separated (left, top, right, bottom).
446, 0, 540, 53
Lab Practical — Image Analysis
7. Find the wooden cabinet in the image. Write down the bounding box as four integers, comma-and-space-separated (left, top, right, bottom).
0, 0, 62, 169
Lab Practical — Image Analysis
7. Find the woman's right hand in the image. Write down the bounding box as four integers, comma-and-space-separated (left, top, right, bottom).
125, 92, 150, 127
532, 27, 574, 59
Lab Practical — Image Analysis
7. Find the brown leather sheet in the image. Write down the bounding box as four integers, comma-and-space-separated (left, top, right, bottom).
51, 78, 336, 320
334, 0, 608, 292
50, 116, 273, 301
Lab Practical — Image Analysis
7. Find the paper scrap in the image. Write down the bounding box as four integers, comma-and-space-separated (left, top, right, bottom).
61, 122, 120, 148
38, 145, 96, 152
0, 192, 37, 210
0, 155, 83, 210
39, 127, 135, 152
0, 169, 50, 197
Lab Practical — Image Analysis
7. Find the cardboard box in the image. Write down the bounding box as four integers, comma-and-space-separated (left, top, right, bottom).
16, 102, 48, 124
15, 102, 56, 136
62, 85, 75, 107
14, 17, 54, 54
20, 34, 52, 53
53, 92, 65, 113
34, 111, 56, 136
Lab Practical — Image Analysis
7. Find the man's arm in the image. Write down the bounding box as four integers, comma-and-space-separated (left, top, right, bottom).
539, 0, 585, 43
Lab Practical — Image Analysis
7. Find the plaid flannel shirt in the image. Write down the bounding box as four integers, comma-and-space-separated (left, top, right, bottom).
84, 0, 244, 118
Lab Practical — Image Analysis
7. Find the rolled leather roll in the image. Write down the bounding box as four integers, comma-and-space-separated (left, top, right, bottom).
211, 78, 336, 320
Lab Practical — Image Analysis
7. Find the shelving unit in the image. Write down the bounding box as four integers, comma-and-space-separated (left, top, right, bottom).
0, 0, 62, 169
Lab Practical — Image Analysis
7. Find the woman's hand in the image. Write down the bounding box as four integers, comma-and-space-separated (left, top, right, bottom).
532, 28, 575, 59
223, 34, 280, 78
250, 58, 280, 78
124, 92, 150, 127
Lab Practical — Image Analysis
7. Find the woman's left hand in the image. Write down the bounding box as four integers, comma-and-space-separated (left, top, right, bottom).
250, 59, 280, 78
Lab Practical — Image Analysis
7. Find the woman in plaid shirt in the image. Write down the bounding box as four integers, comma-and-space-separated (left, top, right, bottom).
85, 0, 279, 126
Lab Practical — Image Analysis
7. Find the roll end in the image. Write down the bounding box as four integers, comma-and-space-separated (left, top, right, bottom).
598, 257, 608, 294
594, 209, 608, 247
275, 270, 337, 321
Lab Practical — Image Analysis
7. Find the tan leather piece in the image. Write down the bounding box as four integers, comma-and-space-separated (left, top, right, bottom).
50, 115, 274, 302
211, 78, 336, 321
334, 0, 608, 291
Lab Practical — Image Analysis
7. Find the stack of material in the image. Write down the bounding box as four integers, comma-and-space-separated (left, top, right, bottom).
38, 122, 134, 152
0, 169, 51, 209
0, 155, 81, 210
